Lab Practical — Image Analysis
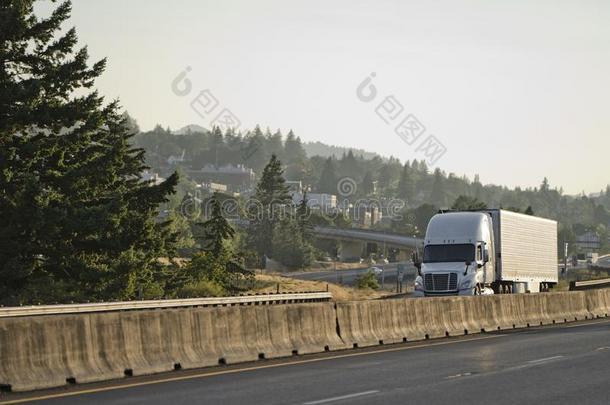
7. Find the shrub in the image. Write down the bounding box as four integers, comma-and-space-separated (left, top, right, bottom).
355, 270, 380, 290
178, 279, 225, 298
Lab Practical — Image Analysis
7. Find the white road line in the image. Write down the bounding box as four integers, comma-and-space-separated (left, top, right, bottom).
303, 390, 380, 404
446, 372, 472, 379
527, 355, 564, 364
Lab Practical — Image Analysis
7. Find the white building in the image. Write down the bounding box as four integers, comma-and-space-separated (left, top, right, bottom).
201, 182, 228, 193
292, 192, 337, 211
167, 150, 186, 165
141, 170, 165, 185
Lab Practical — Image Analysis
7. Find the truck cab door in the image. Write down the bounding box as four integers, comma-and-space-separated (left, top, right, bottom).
478, 242, 493, 284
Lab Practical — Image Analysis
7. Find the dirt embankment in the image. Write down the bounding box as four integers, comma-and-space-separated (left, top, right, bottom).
251, 273, 392, 301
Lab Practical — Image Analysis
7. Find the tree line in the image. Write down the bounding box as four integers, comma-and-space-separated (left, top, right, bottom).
136, 124, 610, 254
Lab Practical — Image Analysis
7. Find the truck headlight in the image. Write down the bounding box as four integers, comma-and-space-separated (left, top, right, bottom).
414, 276, 424, 291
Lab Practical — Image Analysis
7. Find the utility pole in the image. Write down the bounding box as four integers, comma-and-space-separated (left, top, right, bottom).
396, 265, 399, 293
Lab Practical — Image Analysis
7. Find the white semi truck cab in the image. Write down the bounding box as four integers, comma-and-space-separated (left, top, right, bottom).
413, 209, 558, 296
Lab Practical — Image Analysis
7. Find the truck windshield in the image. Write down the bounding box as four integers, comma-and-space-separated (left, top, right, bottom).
423, 244, 475, 263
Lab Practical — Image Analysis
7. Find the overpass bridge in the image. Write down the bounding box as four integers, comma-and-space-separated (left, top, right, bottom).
314, 226, 423, 261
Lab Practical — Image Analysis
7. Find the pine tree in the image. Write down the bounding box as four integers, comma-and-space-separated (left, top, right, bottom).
199, 192, 235, 255
247, 154, 291, 263
266, 129, 284, 160
397, 162, 415, 202
377, 164, 393, 191
451, 195, 487, 211
361, 171, 375, 195
540, 177, 550, 192
271, 219, 314, 270
209, 126, 224, 166
0, 1, 178, 304
339, 149, 359, 177
284, 130, 307, 164
317, 157, 338, 194
296, 191, 313, 242
242, 125, 268, 173
472, 174, 483, 200
429, 168, 446, 206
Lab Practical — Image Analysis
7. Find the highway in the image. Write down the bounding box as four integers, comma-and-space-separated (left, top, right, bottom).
4, 318, 610, 405
284, 262, 417, 287
596, 254, 610, 268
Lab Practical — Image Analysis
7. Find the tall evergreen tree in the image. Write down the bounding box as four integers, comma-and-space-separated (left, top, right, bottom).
317, 157, 338, 194
472, 174, 483, 200
429, 168, 446, 206
284, 130, 307, 164
209, 126, 224, 166
296, 191, 313, 242
361, 171, 375, 195
266, 129, 284, 160
247, 154, 291, 263
199, 192, 235, 255
339, 149, 359, 178
377, 164, 393, 191
540, 177, 550, 192
397, 162, 415, 202
242, 125, 268, 173
451, 195, 487, 211
0, 0, 178, 304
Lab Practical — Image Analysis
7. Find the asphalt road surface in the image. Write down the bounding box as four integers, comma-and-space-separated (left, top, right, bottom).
284, 262, 417, 287
5, 318, 610, 405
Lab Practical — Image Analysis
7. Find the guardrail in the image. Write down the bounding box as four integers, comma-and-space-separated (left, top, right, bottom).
0, 292, 333, 318
569, 278, 610, 291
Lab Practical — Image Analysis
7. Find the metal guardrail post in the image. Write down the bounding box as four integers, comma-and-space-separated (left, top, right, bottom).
569, 278, 610, 291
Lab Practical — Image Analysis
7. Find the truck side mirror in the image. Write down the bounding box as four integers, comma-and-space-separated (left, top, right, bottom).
483, 248, 490, 263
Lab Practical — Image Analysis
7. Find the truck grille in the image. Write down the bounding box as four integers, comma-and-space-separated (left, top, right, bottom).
424, 273, 458, 291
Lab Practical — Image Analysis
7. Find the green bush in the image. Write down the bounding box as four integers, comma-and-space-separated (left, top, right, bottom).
355, 270, 380, 290
272, 219, 315, 270
178, 279, 225, 298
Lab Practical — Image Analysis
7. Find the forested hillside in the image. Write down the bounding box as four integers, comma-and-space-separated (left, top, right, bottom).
134, 123, 610, 254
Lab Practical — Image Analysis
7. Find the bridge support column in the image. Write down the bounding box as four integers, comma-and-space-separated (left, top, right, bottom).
339, 240, 364, 262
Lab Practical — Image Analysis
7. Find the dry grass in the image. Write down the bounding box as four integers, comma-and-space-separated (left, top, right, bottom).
251, 273, 392, 301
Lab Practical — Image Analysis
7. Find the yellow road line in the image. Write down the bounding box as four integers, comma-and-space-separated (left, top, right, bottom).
563, 318, 610, 328
0, 334, 504, 404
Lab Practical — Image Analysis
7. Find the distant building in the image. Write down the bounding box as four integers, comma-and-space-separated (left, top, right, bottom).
575, 231, 601, 251
187, 164, 255, 191
201, 182, 228, 194
350, 202, 383, 228
141, 170, 165, 185
167, 150, 186, 166
292, 192, 337, 211
286, 180, 303, 194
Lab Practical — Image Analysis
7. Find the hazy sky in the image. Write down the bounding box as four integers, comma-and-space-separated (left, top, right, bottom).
38, 0, 609, 194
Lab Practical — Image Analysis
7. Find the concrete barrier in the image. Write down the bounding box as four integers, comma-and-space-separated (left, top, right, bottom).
0, 302, 346, 392
335, 291, 595, 348
584, 289, 610, 318
2, 290, 609, 392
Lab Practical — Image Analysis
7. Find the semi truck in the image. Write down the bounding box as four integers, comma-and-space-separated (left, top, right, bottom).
413, 209, 557, 296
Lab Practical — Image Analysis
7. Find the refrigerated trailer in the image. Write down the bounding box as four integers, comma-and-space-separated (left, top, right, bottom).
413, 209, 558, 296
